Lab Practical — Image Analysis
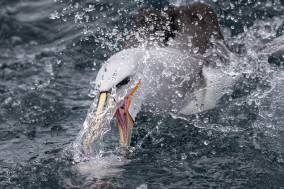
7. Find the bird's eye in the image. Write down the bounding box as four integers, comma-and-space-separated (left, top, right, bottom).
116, 76, 130, 88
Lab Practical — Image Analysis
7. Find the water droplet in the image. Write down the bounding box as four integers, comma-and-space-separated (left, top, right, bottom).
171, 98, 176, 104
197, 13, 203, 20
49, 11, 60, 20
93, 61, 97, 67
85, 4, 95, 12
181, 153, 187, 160
207, 130, 212, 136
277, 156, 284, 164
175, 90, 183, 98
74, 2, 79, 9
137, 183, 148, 189
193, 47, 199, 54
74, 12, 84, 23
247, 100, 253, 105
204, 140, 209, 145
4, 97, 12, 105
203, 118, 209, 124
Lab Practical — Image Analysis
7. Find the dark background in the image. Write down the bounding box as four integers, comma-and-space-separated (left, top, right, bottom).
0, 0, 284, 188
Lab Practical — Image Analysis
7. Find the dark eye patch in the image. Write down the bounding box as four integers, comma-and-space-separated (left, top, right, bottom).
116, 76, 130, 88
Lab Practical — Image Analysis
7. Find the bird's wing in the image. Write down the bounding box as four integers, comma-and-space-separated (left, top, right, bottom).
180, 66, 237, 115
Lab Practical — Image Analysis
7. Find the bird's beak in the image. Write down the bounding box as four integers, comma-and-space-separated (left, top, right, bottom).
115, 103, 135, 147
83, 80, 141, 151
115, 80, 141, 148
83, 91, 110, 151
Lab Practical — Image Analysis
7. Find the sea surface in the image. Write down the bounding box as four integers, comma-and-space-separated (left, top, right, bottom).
0, 0, 284, 188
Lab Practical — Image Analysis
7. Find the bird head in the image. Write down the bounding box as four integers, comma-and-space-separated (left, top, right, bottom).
83, 49, 143, 151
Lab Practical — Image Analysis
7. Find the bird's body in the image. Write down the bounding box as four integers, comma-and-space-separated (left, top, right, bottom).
96, 46, 201, 115
95, 43, 235, 118
82, 3, 238, 149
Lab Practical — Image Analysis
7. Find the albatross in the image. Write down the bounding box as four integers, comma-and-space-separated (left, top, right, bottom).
82, 3, 237, 150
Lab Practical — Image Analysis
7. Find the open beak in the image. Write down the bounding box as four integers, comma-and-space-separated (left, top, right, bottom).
115, 79, 141, 148
115, 95, 136, 147
83, 80, 141, 151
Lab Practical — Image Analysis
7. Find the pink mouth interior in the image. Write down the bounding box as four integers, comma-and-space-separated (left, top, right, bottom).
115, 96, 132, 139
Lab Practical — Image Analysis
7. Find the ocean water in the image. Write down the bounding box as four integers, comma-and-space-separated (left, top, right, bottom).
0, 0, 284, 188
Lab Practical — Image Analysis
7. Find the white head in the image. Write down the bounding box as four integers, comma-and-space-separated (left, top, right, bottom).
84, 48, 144, 149
95, 49, 142, 92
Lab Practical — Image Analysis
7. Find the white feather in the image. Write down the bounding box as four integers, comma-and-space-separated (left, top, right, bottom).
94, 46, 236, 118
95, 48, 144, 92
180, 66, 237, 115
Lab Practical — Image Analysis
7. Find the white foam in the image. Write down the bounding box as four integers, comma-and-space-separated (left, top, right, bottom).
76, 154, 129, 179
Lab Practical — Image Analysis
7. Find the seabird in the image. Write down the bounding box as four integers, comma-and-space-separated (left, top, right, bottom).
81, 3, 237, 151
